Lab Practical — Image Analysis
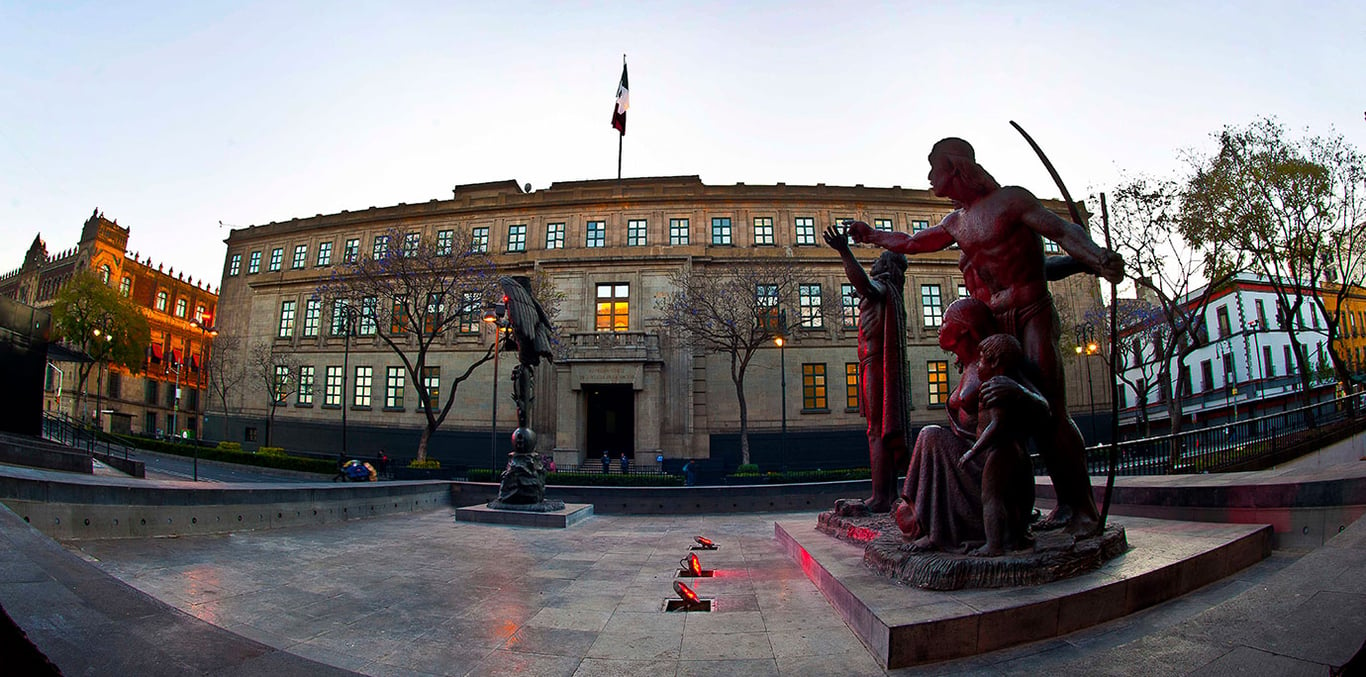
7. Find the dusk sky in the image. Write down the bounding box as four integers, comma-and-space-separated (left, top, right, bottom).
2, 1, 1362, 286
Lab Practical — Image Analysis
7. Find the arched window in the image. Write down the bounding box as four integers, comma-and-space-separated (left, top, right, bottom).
99, 264, 111, 284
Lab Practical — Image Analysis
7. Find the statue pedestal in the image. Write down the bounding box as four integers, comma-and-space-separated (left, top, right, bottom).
455, 502, 593, 529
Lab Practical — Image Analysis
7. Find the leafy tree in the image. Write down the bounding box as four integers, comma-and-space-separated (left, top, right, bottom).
657, 256, 835, 466
248, 341, 297, 447
1182, 117, 1365, 396
50, 271, 150, 420
1103, 177, 1234, 442
314, 227, 503, 462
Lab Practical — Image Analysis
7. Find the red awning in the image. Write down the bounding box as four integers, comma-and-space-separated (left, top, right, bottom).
171, 348, 183, 366
150, 343, 164, 360
191, 353, 202, 370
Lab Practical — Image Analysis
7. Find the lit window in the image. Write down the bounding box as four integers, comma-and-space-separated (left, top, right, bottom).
846, 363, 860, 409
802, 363, 827, 410
343, 239, 359, 262
194, 304, 205, 322
278, 300, 296, 338
841, 284, 858, 329
372, 235, 390, 260
1043, 239, 1061, 253
390, 296, 408, 334
508, 224, 527, 252
546, 223, 565, 249
119, 276, 132, 297
756, 284, 780, 331
711, 217, 732, 245
921, 284, 943, 328
595, 283, 629, 332
586, 221, 606, 248
459, 291, 481, 333
324, 366, 343, 407
472, 227, 489, 253
795, 218, 816, 246
436, 230, 454, 256
753, 217, 774, 245
911, 220, 929, 233
316, 241, 333, 266
423, 293, 444, 335
292, 244, 307, 269
385, 366, 405, 409
297, 366, 314, 406
928, 361, 949, 404
669, 218, 689, 245
873, 218, 894, 232
268, 248, 283, 271
957, 284, 969, 301
247, 251, 261, 274
272, 365, 291, 403
799, 283, 823, 328
302, 298, 321, 337
627, 219, 647, 246
175, 298, 187, 318
155, 290, 169, 312
421, 366, 440, 407
353, 366, 372, 407
228, 254, 242, 276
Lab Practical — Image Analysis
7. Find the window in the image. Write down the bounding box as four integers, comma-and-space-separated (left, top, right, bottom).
278, 300, 296, 338
799, 284, 823, 328
403, 232, 420, 257
436, 230, 454, 256
508, 224, 527, 252
324, 366, 343, 407
331, 300, 352, 336
316, 241, 333, 266
586, 220, 606, 248
297, 366, 314, 405
302, 298, 321, 337
423, 293, 444, 334
546, 223, 565, 249
753, 217, 774, 245
272, 365, 291, 403
841, 284, 858, 330
228, 254, 242, 276
268, 247, 283, 271
595, 283, 629, 332
359, 297, 378, 336
627, 219, 647, 246
795, 217, 816, 246
390, 296, 408, 334
1216, 306, 1231, 338
711, 217, 732, 245
1222, 352, 1235, 384
194, 304, 206, 323
99, 264, 111, 284
911, 219, 929, 234
145, 380, 158, 405
1043, 239, 1061, 254
957, 284, 969, 301
1284, 346, 1294, 375
343, 238, 360, 262
928, 361, 949, 405
1256, 299, 1266, 327
155, 290, 169, 312
372, 235, 390, 260
1200, 360, 1213, 392
292, 244, 307, 269
247, 251, 262, 274
175, 298, 187, 318
458, 291, 481, 333
669, 218, 690, 245
107, 372, 121, 399
756, 284, 780, 331
845, 363, 860, 409
385, 366, 405, 409
1263, 346, 1275, 377
353, 366, 373, 407
921, 284, 944, 328
472, 227, 489, 253
873, 218, 894, 232
421, 366, 440, 408
802, 363, 827, 410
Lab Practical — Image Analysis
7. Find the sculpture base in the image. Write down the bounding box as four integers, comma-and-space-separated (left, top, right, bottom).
455, 502, 591, 529
486, 498, 566, 512
817, 508, 1128, 591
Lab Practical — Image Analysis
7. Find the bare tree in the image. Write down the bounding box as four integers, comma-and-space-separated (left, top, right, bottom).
249, 341, 298, 447
315, 227, 502, 462
1182, 117, 1364, 397
657, 256, 836, 466
204, 331, 247, 441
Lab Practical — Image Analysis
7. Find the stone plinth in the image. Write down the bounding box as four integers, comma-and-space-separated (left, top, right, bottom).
455, 502, 593, 528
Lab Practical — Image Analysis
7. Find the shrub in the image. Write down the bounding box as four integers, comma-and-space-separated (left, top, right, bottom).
257, 446, 286, 456
216, 441, 242, 452
736, 463, 760, 474
467, 468, 497, 482
112, 434, 335, 475
407, 458, 441, 469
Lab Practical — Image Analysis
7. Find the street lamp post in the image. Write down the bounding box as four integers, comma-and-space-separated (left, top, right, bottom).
92, 328, 112, 431
773, 310, 788, 451
169, 359, 182, 440
1248, 320, 1264, 419
1075, 324, 1098, 443
483, 301, 507, 472
339, 304, 359, 460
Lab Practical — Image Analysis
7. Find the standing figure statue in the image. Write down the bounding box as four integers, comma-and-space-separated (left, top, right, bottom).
491, 275, 559, 508
825, 225, 909, 513
851, 137, 1124, 535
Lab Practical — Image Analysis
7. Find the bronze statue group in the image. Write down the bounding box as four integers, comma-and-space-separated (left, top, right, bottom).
829, 137, 1125, 557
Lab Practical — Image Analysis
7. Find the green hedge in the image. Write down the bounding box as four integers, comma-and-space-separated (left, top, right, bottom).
466, 468, 684, 486
407, 458, 441, 469
111, 434, 336, 475
728, 468, 871, 484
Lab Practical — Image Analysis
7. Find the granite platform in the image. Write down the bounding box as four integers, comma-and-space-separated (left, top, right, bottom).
455, 502, 594, 528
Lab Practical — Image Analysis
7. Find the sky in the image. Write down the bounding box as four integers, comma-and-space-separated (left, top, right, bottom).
2, 1, 1363, 288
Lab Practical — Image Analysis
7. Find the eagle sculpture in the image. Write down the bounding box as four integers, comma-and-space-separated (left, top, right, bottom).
499, 276, 555, 368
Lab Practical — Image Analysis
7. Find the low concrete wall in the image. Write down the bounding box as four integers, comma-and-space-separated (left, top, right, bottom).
0, 436, 91, 474
451, 478, 873, 514
0, 474, 451, 540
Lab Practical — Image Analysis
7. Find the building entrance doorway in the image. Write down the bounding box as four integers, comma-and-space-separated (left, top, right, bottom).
585, 384, 634, 460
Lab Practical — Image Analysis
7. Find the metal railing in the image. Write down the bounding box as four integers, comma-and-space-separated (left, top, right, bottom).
1070, 393, 1363, 477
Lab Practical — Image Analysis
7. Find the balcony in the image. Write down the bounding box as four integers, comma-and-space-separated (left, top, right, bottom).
559, 331, 662, 363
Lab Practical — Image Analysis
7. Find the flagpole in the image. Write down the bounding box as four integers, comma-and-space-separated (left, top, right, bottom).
617, 54, 625, 181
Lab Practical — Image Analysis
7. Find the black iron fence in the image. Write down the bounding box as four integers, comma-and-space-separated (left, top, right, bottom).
1071, 393, 1363, 477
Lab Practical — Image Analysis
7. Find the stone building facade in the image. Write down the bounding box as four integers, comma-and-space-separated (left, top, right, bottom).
216, 177, 1108, 470
0, 211, 219, 437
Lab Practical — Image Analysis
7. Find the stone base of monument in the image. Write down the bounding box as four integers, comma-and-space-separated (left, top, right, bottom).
455, 502, 593, 528
816, 509, 1129, 590
775, 515, 1272, 669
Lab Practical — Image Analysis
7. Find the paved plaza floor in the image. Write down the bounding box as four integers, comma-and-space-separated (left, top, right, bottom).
64, 508, 1301, 676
